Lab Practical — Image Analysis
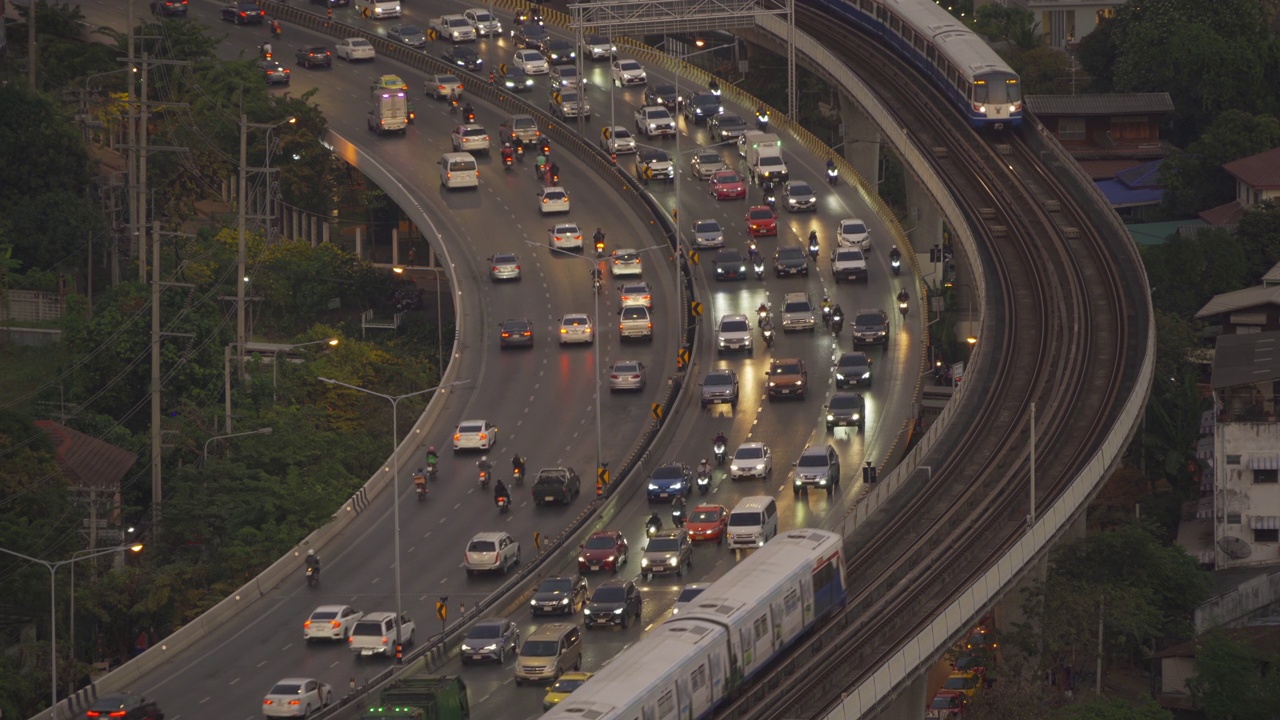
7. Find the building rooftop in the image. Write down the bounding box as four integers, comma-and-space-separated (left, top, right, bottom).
1222, 147, 1280, 190
1209, 330, 1280, 389
1024, 92, 1174, 116
1196, 285, 1280, 319
1199, 200, 1247, 226
35, 420, 138, 492
1127, 220, 1208, 246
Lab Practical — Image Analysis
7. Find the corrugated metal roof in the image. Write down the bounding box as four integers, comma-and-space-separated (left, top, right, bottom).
35, 420, 137, 492
1196, 285, 1280, 318
1199, 200, 1246, 226
1222, 147, 1280, 190
1025, 92, 1174, 116
1115, 159, 1164, 189
1209, 330, 1280, 388
1077, 159, 1144, 180
1127, 220, 1208, 246
1097, 179, 1163, 208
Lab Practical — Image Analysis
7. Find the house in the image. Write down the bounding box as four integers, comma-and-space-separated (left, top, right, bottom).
1199, 147, 1280, 228
35, 421, 137, 544
1195, 332, 1280, 570
1150, 624, 1280, 710
1195, 284, 1280, 336
1095, 159, 1165, 221
976, 0, 1124, 48
1025, 93, 1174, 168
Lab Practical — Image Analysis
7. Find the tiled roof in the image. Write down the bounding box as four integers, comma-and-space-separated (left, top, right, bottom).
35, 421, 137, 492
1222, 147, 1280, 190
1199, 200, 1246, 226
1127, 220, 1208, 246
1077, 159, 1145, 180
1210, 330, 1280, 389
1025, 92, 1174, 116
1196, 285, 1280, 319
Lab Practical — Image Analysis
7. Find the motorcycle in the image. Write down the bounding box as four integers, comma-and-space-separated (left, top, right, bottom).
593, 276, 602, 294
891, 256, 902, 276
898, 299, 910, 318
763, 191, 776, 211
714, 441, 727, 465
645, 519, 661, 539
549, 171, 561, 185
821, 304, 833, 326
464, 110, 476, 124
695, 471, 711, 496
762, 325, 775, 347
478, 468, 490, 490
831, 312, 844, 335
756, 110, 769, 132
502, 154, 514, 170
497, 495, 510, 514
826, 165, 838, 186
305, 566, 318, 587
671, 507, 685, 527
808, 236, 820, 262
595, 239, 606, 257
513, 461, 525, 486
753, 259, 765, 280
757, 307, 769, 328
270, 23, 282, 39
413, 470, 428, 501
515, 145, 526, 163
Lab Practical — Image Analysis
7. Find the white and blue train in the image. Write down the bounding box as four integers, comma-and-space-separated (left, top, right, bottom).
540, 529, 846, 720
810, 0, 1023, 129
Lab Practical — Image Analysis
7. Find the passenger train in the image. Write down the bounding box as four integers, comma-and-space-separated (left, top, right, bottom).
809, 0, 1023, 129
539, 530, 846, 720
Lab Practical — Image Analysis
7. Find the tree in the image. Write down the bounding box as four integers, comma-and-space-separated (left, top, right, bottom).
1011, 47, 1076, 95
1055, 696, 1172, 720
1186, 629, 1280, 720
1076, 18, 1118, 92
1141, 227, 1249, 317
1160, 111, 1280, 216
1233, 201, 1280, 280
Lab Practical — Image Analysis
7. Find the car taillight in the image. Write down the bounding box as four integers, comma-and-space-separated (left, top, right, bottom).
109, 713, 126, 718
87, 713, 102, 718
522, 331, 531, 336
263, 700, 274, 706
610, 375, 619, 380
348, 636, 354, 643
304, 620, 312, 629
288, 700, 301, 706
330, 620, 342, 629
453, 433, 461, 441
560, 328, 568, 334
502, 332, 511, 338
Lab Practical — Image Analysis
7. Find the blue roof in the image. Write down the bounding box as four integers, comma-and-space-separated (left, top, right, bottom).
1115, 159, 1164, 189
1097, 179, 1163, 207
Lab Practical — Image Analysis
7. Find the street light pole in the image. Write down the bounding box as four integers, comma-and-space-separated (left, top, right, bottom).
316, 378, 466, 657
272, 338, 339, 403
394, 265, 445, 371
0, 543, 143, 717
203, 427, 274, 466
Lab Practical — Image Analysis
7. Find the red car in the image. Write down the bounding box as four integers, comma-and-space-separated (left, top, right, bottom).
925, 690, 965, 719
709, 169, 747, 200
685, 504, 728, 544
578, 530, 629, 573
745, 206, 778, 236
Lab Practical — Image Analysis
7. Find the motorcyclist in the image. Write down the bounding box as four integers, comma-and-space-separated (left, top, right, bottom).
413, 468, 428, 494
448, 89, 460, 113
539, 138, 551, 156
593, 228, 606, 249
477, 454, 493, 482
646, 512, 663, 535
696, 458, 712, 479
535, 152, 548, 178
898, 288, 910, 305
261, 42, 273, 58
425, 446, 439, 466
501, 143, 514, 164
672, 495, 687, 524
548, 162, 560, 182
494, 478, 510, 505
463, 102, 475, 120
826, 157, 836, 174
512, 453, 525, 476
713, 431, 727, 450
270, 19, 282, 37
831, 303, 845, 326
708, 78, 720, 95
889, 245, 902, 263
757, 302, 769, 324
809, 230, 819, 246
305, 549, 320, 575
513, 137, 526, 160
821, 295, 832, 316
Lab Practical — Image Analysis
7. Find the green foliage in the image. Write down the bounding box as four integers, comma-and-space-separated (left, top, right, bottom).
1160, 111, 1280, 216
1101, 0, 1280, 144
1054, 696, 1172, 720
1233, 201, 1280, 279
1140, 227, 1250, 317
0, 86, 104, 271
13, 1, 87, 39
1009, 47, 1075, 95
1009, 523, 1208, 674
1187, 629, 1280, 720
972, 4, 1040, 45
1076, 19, 1117, 92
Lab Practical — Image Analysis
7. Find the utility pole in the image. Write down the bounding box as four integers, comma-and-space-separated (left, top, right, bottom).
125, 1, 136, 287
237, 113, 248, 382
149, 221, 196, 535
27, 0, 37, 89
138, 52, 150, 282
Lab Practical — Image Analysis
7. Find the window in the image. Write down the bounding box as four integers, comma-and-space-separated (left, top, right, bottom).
1058, 117, 1086, 141
784, 587, 800, 615
1227, 513, 1242, 525
1255, 529, 1279, 543
1255, 469, 1278, 484
753, 615, 768, 640
1227, 455, 1241, 465
657, 690, 674, 720
691, 664, 707, 691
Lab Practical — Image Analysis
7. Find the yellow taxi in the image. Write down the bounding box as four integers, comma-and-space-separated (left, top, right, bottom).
939, 670, 983, 699
371, 74, 408, 92
543, 671, 593, 710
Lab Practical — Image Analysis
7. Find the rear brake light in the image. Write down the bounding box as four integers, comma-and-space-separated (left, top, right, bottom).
109, 713, 127, 718
330, 620, 341, 629
453, 433, 461, 441
304, 620, 312, 629
263, 700, 274, 706
288, 700, 301, 706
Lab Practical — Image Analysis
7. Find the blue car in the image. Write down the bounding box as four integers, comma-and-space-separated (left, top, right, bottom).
647, 463, 691, 502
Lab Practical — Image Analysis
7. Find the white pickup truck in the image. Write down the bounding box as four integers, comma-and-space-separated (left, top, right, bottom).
429, 14, 476, 42
462, 8, 501, 36
634, 106, 676, 137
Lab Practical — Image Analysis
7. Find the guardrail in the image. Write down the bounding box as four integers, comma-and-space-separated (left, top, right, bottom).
38, 6, 701, 720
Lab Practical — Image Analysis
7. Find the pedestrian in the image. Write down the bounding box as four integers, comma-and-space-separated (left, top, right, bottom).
407, 246, 417, 266
326, 6, 333, 26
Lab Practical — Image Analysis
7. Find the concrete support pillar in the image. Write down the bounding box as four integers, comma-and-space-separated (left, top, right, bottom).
323, 220, 330, 247
836, 90, 882, 192
879, 672, 929, 720
903, 174, 943, 281
392, 227, 400, 266
355, 226, 363, 259
997, 549, 1049, 642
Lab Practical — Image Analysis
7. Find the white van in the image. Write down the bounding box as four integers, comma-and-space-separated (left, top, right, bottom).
440, 152, 479, 190
726, 496, 778, 549
359, 0, 402, 19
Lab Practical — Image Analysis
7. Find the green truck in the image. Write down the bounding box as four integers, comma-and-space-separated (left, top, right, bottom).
361, 677, 469, 720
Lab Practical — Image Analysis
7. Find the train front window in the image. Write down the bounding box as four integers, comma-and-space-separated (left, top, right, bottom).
974, 74, 1020, 105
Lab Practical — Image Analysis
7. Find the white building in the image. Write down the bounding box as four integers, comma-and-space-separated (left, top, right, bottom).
978, 0, 1124, 48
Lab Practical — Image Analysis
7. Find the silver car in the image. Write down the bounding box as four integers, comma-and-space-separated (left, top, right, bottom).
715, 314, 753, 355
691, 150, 727, 179
559, 314, 594, 344
459, 618, 519, 664
729, 442, 772, 479
618, 281, 652, 308
608, 360, 647, 392
489, 253, 521, 281
690, 219, 725, 249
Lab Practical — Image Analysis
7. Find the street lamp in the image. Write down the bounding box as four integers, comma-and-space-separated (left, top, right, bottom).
67, 540, 142, 693
316, 378, 467, 658
238, 114, 296, 382
203, 427, 274, 465
0, 543, 143, 716
273, 338, 339, 402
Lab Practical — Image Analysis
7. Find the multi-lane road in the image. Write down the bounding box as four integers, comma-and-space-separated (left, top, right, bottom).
70, 3, 922, 720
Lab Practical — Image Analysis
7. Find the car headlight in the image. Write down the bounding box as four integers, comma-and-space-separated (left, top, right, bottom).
613, 607, 624, 614
836, 373, 845, 380
560, 598, 570, 605
768, 381, 777, 387
862, 371, 872, 379
794, 380, 804, 386
648, 483, 658, 490
671, 481, 682, 490
826, 414, 835, 421
756, 463, 766, 470
578, 555, 585, 562
530, 599, 538, 607
461, 643, 473, 652
852, 413, 861, 420
583, 607, 592, 614
641, 558, 650, 567
668, 557, 679, 566
483, 644, 497, 651
739, 265, 746, 272
606, 555, 615, 562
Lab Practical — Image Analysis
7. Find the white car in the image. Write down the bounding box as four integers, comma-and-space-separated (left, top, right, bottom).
716, 313, 753, 354
425, 74, 464, 99
262, 678, 332, 718
453, 419, 498, 451
303, 605, 363, 642
549, 222, 584, 250
618, 281, 652, 308
837, 217, 872, 250
611, 58, 647, 86
671, 583, 710, 615
451, 124, 490, 154
729, 442, 773, 479
600, 126, 636, 154
559, 314, 594, 345
464, 531, 520, 575
582, 34, 616, 60
334, 38, 375, 62
463, 8, 501, 36
514, 48, 550, 75
550, 65, 584, 89
348, 611, 415, 657
538, 186, 571, 214
610, 249, 643, 277
635, 106, 676, 137
831, 246, 868, 282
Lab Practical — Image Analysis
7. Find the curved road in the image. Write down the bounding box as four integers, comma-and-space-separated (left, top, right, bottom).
70, 3, 922, 720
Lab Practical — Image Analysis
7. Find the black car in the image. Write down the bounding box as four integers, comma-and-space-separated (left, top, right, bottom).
502, 67, 536, 93
532, 467, 581, 505
543, 39, 576, 65
826, 392, 866, 430
713, 248, 747, 281
530, 575, 589, 615
835, 351, 872, 388
773, 247, 809, 277
295, 46, 333, 68
258, 61, 291, 86
644, 83, 680, 109
514, 25, 550, 49
86, 695, 164, 720
499, 318, 534, 348
310, 0, 351, 5
444, 45, 482, 71
150, 0, 188, 16
709, 112, 748, 141
584, 579, 643, 628
851, 308, 890, 347
683, 92, 723, 123
387, 24, 428, 48
220, 2, 264, 24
